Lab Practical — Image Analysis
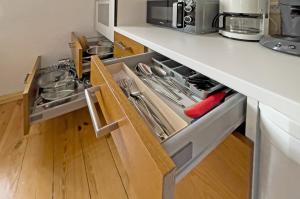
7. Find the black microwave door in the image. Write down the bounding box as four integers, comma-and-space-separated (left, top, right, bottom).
147, 0, 173, 27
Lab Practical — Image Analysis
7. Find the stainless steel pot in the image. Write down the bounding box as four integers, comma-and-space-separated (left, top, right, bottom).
86, 45, 113, 59
40, 80, 78, 101
38, 68, 77, 101
97, 40, 113, 48
37, 70, 66, 88
41, 89, 75, 101
42, 79, 76, 93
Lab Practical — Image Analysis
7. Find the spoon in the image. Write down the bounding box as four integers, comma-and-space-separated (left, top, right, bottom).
151, 65, 168, 77
151, 65, 199, 102
136, 63, 182, 100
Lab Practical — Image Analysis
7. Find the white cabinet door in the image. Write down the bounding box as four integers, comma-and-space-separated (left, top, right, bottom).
257, 103, 300, 199
95, 0, 115, 41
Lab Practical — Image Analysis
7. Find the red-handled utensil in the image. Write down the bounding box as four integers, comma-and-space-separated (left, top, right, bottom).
184, 89, 231, 119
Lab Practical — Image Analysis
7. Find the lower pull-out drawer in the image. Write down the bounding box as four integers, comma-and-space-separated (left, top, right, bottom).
87, 52, 246, 199
23, 33, 135, 135
22, 57, 90, 135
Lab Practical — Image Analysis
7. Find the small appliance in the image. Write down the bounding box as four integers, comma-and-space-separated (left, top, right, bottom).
260, 0, 300, 56
147, 0, 219, 34
213, 0, 269, 41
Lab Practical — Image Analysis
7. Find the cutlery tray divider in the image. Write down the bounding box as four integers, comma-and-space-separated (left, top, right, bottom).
152, 58, 224, 99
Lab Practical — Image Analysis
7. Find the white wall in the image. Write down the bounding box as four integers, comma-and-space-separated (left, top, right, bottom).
0, 0, 97, 95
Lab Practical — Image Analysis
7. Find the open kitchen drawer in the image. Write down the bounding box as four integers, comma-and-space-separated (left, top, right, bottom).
22, 57, 90, 135
87, 52, 246, 199
23, 33, 141, 136
70, 32, 146, 79
70, 32, 114, 79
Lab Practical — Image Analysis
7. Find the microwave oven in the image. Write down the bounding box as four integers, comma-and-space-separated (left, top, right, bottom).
147, 0, 219, 34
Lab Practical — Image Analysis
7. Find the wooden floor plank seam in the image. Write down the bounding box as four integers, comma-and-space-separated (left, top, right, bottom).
51, 127, 55, 199
0, 101, 28, 199
78, 127, 93, 199
13, 136, 29, 198
0, 102, 17, 143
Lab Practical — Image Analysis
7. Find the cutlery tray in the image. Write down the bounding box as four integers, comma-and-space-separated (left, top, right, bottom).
105, 55, 238, 142
106, 62, 190, 141
152, 57, 224, 99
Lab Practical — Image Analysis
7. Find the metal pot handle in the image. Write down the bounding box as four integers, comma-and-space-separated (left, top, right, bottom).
68, 42, 76, 48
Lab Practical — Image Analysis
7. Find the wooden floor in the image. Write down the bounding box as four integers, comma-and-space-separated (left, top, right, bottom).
176, 132, 252, 199
0, 100, 252, 199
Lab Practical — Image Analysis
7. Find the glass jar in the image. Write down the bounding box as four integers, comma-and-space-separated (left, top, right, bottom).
224, 14, 263, 35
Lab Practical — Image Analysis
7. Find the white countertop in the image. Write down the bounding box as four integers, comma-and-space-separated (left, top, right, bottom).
114, 25, 300, 123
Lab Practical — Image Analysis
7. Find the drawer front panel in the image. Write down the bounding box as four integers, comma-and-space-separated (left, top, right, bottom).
70, 32, 83, 78
23, 56, 41, 135
114, 32, 145, 58
90, 56, 176, 199
30, 93, 87, 124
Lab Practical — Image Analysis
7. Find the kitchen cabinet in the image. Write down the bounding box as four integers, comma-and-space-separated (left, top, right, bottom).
23, 32, 247, 199
95, 0, 147, 41
85, 52, 246, 199
95, 0, 115, 41
252, 103, 300, 199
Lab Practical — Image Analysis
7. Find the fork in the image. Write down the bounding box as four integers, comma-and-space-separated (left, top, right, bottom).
118, 79, 172, 140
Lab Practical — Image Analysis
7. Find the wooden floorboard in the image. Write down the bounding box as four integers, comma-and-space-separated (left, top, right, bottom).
0, 101, 251, 199
14, 122, 54, 199
0, 101, 19, 145
52, 111, 91, 199
0, 101, 28, 199
77, 110, 128, 199
0, 101, 128, 199
0, 92, 23, 106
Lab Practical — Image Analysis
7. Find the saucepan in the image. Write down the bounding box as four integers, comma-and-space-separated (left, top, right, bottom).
86, 45, 113, 59
38, 68, 77, 101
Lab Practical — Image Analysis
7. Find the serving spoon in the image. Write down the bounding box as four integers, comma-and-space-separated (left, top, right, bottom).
136, 63, 182, 100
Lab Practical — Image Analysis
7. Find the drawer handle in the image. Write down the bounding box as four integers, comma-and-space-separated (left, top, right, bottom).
24, 73, 30, 83
68, 42, 75, 48
115, 41, 133, 52
85, 86, 121, 138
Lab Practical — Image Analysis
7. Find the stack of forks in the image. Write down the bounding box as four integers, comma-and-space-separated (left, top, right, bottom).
118, 78, 174, 141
